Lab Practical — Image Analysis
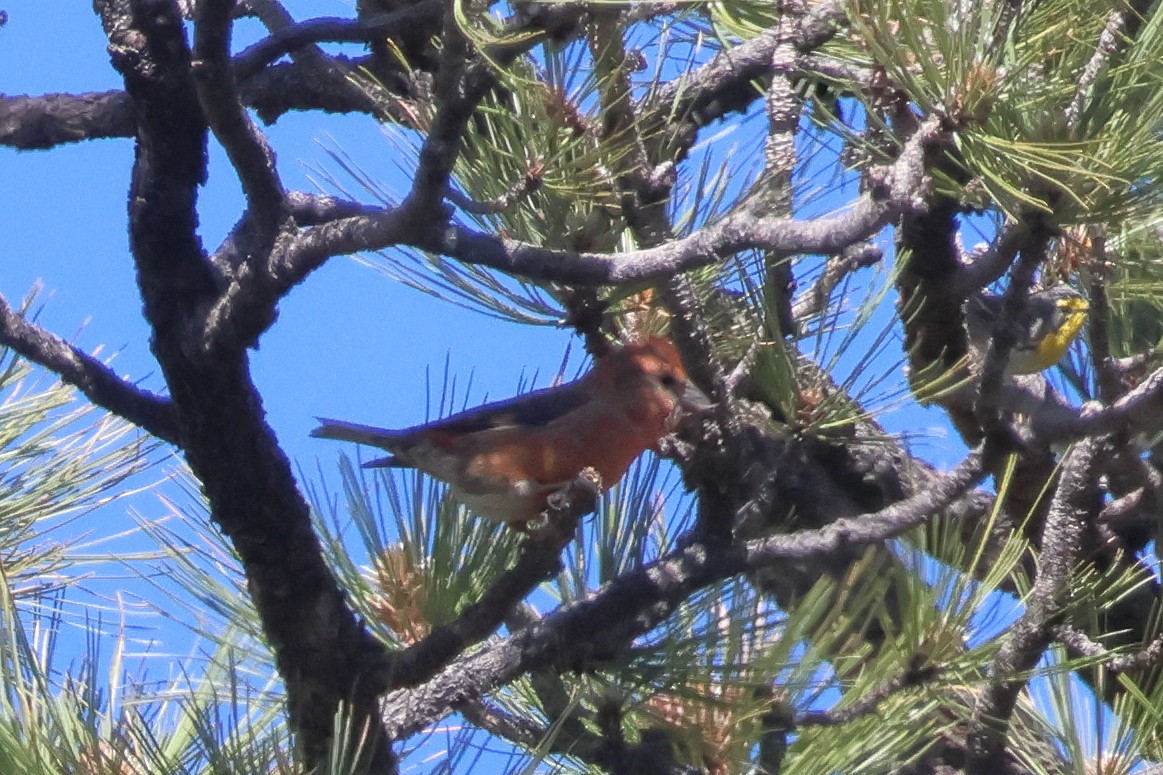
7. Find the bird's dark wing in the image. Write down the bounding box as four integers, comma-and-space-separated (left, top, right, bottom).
418, 383, 591, 434
362, 455, 406, 469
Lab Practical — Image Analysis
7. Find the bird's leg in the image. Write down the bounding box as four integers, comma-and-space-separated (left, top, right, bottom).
543, 467, 603, 523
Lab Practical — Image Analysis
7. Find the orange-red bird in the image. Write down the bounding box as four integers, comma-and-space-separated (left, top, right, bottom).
312, 337, 711, 523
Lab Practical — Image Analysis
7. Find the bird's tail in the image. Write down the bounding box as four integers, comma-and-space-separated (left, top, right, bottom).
311, 418, 406, 450
362, 455, 405, 469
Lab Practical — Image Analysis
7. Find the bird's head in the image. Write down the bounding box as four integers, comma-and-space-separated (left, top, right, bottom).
597, 337, 714, 416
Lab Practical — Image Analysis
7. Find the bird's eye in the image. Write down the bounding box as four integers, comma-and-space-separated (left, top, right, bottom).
660, 373, 678, 388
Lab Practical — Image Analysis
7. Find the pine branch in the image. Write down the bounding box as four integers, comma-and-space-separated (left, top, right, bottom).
386, 472, 599, 690
966, 437, 1101, 773
1051, 625, 1163, 674
0, 293, 179, 445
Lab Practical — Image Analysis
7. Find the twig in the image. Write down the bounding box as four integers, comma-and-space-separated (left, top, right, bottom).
244, 0, 414, 128
1051, 624, 1163, 674
1099, 451, 1162, 526
797, 656, 940, 727
459, 699, 544, 747
1064, 9, 1132, 128
445, 176, 540, 216
791, 243, 882, 323
724, 343, 759, 395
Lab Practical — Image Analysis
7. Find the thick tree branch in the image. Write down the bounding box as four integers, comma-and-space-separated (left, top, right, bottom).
280, 116, 940, 290
232, 1, 442, 80
0, 294, 180, 445
974, 241, 1046, 430
966, 437, 1100, 773
193, 0, 287, 243
0, 91, 135, 149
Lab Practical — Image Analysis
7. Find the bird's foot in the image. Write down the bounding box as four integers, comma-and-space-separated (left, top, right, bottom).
531, 468, 603, 538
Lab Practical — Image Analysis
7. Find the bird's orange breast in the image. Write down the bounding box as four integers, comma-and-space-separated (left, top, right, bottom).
455, 389, 673, 495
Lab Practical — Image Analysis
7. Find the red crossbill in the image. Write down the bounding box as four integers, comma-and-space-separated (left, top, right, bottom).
312, 337, 711, 524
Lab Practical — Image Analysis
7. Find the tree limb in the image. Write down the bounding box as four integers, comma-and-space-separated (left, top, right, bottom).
0, 91, 135, 149
966, 437, 1100, 773
1051, 624, 1163, 674
193, 0, 288, 244
0, 293, 180, 445
279, 115, 940, 290
232, 1, 443, 80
